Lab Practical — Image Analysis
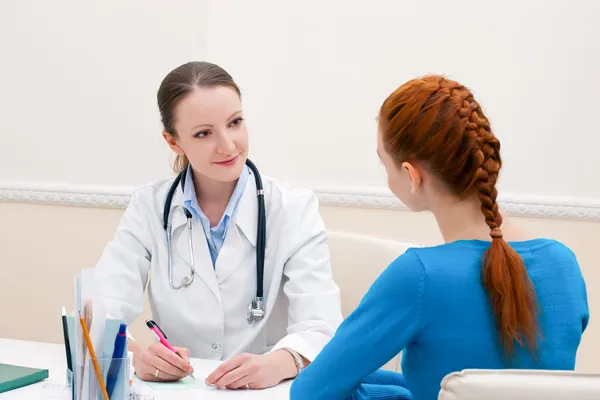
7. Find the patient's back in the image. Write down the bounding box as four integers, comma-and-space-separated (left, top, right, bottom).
402, 238, 589, 399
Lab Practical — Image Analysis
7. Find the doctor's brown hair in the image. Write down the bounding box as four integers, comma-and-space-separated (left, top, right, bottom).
157, 61, 241, 172
379, 75, 539, 360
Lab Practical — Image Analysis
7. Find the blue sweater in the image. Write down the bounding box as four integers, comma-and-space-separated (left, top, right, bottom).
290, 239, 589, 400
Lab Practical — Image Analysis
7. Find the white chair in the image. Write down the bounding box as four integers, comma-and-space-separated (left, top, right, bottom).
326, 230, 420, 371
438, 369, 600, 400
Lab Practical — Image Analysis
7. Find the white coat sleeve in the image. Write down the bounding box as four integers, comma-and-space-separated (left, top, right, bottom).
94, 188, 153, 326
269, 189, 343, 362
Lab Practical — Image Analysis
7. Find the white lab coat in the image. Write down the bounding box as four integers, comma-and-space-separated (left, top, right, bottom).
94, 171, 343, 362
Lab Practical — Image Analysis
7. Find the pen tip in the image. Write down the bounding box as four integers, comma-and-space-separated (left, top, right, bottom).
61, 306, 66, 316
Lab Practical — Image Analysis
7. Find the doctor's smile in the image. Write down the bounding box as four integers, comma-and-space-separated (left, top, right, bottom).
214, 154, 240, 167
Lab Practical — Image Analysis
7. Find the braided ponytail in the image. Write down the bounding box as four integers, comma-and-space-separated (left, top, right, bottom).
472, 109, 540, 360
379, 75, 540, 361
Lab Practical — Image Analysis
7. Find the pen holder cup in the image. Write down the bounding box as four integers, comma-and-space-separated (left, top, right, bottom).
67, 356, 131, 400
90, 356, 130, 400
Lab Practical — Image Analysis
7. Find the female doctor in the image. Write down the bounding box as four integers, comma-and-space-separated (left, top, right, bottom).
95, 61, 343, 390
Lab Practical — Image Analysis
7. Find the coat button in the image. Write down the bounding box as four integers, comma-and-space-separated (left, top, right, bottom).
212, 343, 218, 350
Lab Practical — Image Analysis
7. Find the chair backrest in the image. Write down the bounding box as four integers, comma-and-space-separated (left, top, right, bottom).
326, 230, 420, 371
438, 369, 600, 400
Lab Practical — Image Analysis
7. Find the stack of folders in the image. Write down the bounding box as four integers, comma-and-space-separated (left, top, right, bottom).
61, 268, 131, 400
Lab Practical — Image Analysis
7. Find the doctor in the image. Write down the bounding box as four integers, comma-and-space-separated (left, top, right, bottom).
95, 61, 343, 390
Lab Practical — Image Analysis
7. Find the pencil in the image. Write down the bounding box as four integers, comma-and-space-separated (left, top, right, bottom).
79, 312, 109, 400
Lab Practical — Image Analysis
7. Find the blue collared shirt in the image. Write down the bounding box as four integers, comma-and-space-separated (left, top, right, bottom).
183, 165, 250, 267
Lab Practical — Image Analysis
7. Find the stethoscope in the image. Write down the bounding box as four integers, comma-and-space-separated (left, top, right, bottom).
162, 158, 266, 325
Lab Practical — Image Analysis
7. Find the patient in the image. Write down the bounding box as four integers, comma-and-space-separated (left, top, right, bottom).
290, 75, 589, 400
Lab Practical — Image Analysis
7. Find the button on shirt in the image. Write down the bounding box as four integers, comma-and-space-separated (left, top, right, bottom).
183, 165, 250, 267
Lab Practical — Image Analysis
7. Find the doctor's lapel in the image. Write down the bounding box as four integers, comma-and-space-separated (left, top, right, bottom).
171, 205, 221, 301
215, 177, 258, 284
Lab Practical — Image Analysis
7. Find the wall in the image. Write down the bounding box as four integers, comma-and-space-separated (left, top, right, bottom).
0, 0, 598, 374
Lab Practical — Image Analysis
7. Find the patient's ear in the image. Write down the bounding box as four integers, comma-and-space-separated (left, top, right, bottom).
401, 161, 422, 194
162, 131, 185, 155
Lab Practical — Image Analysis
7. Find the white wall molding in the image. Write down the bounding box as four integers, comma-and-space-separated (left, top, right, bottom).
0, 182, 132, 209
1, 181, 600, 222
314, 186, 600, 221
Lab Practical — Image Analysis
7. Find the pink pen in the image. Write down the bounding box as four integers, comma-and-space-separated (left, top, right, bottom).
145, 319, 195, 380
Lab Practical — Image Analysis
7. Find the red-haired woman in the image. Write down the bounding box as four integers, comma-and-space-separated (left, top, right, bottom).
290, 75, 589, 400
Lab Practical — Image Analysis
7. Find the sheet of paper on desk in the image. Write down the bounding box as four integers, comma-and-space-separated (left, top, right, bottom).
139, 376, 209, 391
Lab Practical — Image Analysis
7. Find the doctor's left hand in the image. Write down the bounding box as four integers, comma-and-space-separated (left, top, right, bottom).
205, 350, 298, 390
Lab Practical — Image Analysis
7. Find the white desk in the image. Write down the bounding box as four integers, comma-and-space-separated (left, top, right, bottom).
0, 339, 291, 399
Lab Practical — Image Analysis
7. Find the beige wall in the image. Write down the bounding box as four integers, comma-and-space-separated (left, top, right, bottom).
0, 202, 597, 372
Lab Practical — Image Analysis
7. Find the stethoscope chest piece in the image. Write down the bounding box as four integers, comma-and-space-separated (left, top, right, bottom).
247, 297, 265, 324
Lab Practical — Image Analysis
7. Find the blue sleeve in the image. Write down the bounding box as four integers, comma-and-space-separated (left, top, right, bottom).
289, 250, 426, 400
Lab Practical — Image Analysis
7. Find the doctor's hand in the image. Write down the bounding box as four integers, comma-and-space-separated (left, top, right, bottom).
132, 342, 194, 382
205, 350, 298, 390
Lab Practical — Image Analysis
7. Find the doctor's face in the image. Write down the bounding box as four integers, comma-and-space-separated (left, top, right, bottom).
166, 85, 248, 183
